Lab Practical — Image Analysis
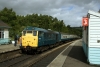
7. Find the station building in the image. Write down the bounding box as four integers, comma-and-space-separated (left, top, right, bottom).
82, 10, 100, 65
0, 20, 11, 45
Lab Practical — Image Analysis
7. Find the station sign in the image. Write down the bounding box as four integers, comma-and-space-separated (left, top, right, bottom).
82, 17, 88, 26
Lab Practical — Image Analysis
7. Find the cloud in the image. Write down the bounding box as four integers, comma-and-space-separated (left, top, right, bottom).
0, 0, 100, 27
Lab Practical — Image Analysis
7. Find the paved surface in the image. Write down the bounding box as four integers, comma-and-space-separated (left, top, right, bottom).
47, 39, 98, 67
0, 39, 99, 67
32, 41, 70, 67
0, 44, 20, 53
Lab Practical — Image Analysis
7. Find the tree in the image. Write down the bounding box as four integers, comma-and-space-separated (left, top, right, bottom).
0, 7, 82, 39
0, 7, 17, 38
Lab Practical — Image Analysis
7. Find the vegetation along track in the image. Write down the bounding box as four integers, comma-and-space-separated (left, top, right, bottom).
0, 40, 75, 67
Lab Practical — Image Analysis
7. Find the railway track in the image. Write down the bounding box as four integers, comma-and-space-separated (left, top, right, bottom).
0, 49, 21, 63
0, 40, 75, 67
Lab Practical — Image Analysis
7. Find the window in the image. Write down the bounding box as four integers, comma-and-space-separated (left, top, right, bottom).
27, 31, 32, 33
44, 33, 47, 39
48, 33, 52, 39
0, 32, 1, 38
33, 31, 37, 36
52, 34, 55, 39
38, 31, 43, 37
22, 31, 26, 36
0, 29, 4, 38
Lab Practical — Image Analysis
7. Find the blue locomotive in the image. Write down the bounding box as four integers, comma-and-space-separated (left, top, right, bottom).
20, 26, 78, 53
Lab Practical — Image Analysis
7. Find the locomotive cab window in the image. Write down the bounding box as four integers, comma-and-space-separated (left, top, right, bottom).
27, 31, 32, 33
22, 31, 26, 36
33, 31, 37, 36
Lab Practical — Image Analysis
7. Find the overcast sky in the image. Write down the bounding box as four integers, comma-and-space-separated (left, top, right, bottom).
0, 0, 100, 27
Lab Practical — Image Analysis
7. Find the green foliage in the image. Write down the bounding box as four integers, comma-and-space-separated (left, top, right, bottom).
0, 7, 82, 39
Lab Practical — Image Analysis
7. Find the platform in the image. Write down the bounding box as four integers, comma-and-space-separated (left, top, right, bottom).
47, 39, 95, 67
0, 44, 20, 53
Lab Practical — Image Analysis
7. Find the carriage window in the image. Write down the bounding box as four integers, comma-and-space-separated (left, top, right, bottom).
33, 31, 37, 36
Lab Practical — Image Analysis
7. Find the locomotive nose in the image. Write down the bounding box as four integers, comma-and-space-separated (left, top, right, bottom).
22, 36, 38, 47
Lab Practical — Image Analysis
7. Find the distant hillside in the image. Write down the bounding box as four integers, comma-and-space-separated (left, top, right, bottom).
72, 27, 82, 30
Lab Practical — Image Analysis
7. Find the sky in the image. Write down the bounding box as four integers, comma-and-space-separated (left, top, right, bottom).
0, 0, 100, 27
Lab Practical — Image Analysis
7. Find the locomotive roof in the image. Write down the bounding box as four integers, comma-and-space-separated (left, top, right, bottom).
23, 26, 60, 34
23, 26, 47, 32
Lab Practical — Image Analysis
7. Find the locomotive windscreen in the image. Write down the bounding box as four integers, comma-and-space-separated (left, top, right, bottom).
27, 31, 32, 33
22, 30, 37, 36
33, 31, 37, 36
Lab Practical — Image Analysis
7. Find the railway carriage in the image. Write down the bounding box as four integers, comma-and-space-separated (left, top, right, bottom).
69, 35, 78, 40
82, 10, 100, 65
61, 33, 71, 42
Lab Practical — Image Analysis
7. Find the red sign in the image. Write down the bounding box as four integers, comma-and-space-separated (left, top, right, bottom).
82, 17, 88, 26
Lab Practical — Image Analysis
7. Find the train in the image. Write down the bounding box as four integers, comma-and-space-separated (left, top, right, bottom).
82, 10, 100, 65
20, 26, 79, 53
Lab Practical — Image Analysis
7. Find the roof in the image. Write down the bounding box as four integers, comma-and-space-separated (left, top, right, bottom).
23, 26, 48, 32
0, 20, 11, 28
88, 10, 100, 17
23, 26, 59, 34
